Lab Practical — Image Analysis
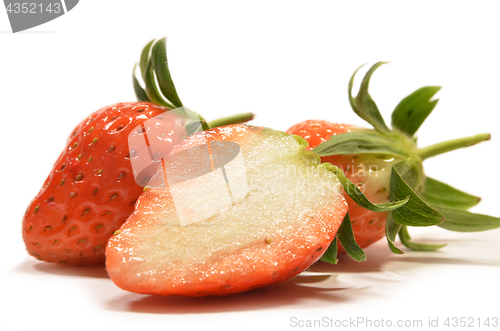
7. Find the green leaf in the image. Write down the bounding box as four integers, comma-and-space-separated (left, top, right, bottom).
337, 213, 367, 262
348, 63, 365, 114
349, 62, 392, 135
320, 234, 338, 264
184, 121, 204, 136
151, 37, 183, 108
312, 131, 409, 158
385, 213, 403, 254
390, 165, 443, 227
133, 64, 150, 102
399, 225, 446, 251
391, 158, 426, 193
325, 163, 409, 212
139, 39, 154, 80
433, 205, 500, 232
420, 177, 481, 210
391, 86, 441, 137
143, 58, 175, 108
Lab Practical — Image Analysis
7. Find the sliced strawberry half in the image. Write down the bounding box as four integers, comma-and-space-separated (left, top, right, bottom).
106, 124, 349, 296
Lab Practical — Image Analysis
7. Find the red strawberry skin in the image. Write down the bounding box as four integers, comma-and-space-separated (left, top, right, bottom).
287, 119, 390, 252
286, 120, 354, 150
22, 102, 184, 265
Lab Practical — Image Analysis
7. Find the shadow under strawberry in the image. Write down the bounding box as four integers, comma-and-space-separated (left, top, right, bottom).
105, 277, 359, 314
15, 258, 109, 279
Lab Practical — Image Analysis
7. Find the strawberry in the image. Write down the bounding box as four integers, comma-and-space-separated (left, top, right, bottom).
105, 123, 407, 296
287, 120, 391, 252
106, 123, 392, 296
288, 62, 500, 261
22, 102, 187, 264
22, 38, 253, 265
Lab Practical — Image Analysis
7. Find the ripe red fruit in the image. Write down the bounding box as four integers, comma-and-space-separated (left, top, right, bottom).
287, 120, 392, 253
286, 120, 353, 150
105, 124, 349, 296
22, 102, 185, 264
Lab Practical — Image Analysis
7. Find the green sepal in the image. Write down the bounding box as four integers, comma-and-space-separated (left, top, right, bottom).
399, 225, 446, 251
325, 163, 409, 212
349, 62, 393, 135
392, 159, 418, 188
180, 107, 209, 131
169, 107, 209, 134
392, 158, 426, 193
337, 213, 367, 262
348, 64, 365, 114
320, 234, 338, 264
292, 134, 311, 151
133, 39, 154, 102
151, 37, 184, 108
139, 39, 154, 80
312, 131, 409, 158
420, 177, 481, 210
184, 121, 204, 136
390, 165, 443, 227
391, 86, 441, 137
144, 57, 175, 108
433, 205, 500, 232
385, 213, 404, 254
133, 64, 150, 102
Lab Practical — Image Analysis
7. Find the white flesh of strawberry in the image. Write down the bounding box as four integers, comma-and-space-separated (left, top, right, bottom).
106, 126, 347, 294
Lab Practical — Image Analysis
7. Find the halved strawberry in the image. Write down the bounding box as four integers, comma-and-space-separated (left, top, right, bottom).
105, 123, 408, 296
105, 124, 350, 296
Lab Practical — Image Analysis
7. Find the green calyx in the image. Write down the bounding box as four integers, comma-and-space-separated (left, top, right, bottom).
324, 163, 409, 213
133, 37, 255, 132
318, 62, 500, 264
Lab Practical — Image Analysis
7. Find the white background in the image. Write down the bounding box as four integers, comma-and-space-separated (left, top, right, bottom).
2, 1, 500, 330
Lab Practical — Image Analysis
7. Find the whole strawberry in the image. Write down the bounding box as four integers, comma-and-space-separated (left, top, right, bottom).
22, 38, 253, 265
288, 62, 500, 262
23, 102, 182, 264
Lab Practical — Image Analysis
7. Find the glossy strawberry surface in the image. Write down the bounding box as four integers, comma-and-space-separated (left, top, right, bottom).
22, 102, 185, 265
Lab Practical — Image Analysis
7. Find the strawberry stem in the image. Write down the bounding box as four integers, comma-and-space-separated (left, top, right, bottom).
417, 133, 491, 160
208, 112, 255, 129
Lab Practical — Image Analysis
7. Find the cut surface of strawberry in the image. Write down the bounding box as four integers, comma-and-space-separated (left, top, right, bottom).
106, 124, 348, 296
